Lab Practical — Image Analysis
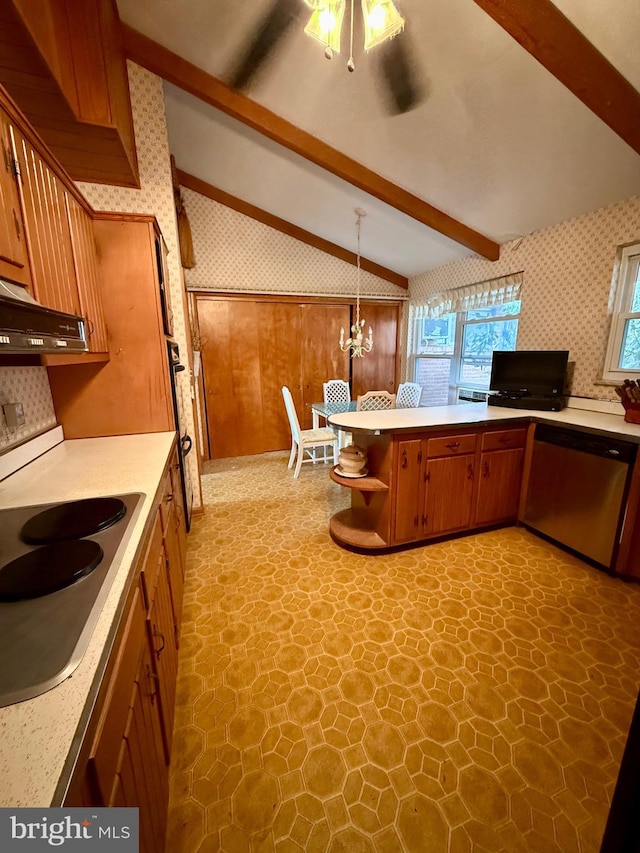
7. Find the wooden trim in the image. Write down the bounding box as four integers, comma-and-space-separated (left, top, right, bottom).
92, 210, 156, 224
472, 0, 640, 157
122, 25, 500, 262
177, 169, 408, 290
192, 291, 403, 307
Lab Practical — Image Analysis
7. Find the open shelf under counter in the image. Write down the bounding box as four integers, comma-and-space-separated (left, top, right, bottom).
330, 468, 389, 491
330, 508, 389, 550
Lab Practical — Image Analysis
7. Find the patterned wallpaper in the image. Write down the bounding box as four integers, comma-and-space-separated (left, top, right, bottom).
182, 188, 402, 298
409, 196, 640, 401
0, 367, 57, 452
76, 62, 201, 510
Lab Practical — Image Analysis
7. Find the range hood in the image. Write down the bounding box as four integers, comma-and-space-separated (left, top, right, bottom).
0, 279, 87, 354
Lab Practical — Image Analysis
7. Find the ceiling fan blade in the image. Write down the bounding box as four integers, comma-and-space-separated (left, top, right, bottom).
377, 35, 426, 115
228, 0, 302, 92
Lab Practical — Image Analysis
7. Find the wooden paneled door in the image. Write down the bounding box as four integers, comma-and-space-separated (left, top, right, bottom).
197, 296, 351, 459
352, 301, 401, 399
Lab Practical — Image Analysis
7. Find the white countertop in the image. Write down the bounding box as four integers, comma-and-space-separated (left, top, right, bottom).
329, 401, 640, 442
0, 431, 176, 807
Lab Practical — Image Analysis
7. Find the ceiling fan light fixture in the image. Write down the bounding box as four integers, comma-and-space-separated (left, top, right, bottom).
361, 0, 404, 50
304, 1, 345, 54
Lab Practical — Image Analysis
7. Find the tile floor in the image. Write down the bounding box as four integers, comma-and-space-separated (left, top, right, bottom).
166, 451, 640, 852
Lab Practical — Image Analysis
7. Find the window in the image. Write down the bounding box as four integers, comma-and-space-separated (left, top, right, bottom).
409, 272, 523, 406
603, 243, 640, 382
413, 302, 521, 404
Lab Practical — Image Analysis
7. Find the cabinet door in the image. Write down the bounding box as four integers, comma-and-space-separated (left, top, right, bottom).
148, 558, 179, 759
475, 448, 524, 526
10, 125, 80, 315
0, 111, 30, 285
424, 454, 475, 535
66, 193, 108, 352
394, 438, 424, 543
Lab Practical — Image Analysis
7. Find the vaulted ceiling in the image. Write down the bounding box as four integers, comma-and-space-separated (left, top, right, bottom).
115, 0, 640, 279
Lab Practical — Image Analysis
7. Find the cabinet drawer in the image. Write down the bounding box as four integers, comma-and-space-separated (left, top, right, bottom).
427, 433, 477, 457
481, 428, 527, 452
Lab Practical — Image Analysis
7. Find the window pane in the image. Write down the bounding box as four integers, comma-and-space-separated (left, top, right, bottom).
466, 300, 521, 321
459, 318, 519, 388
629, 259, 640, 312
620, 318, 640, 369
416, 314, 456, 355
414, 357, 451, 406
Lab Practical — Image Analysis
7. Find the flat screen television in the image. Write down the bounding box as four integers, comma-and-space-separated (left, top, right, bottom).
489, 350, 569, 397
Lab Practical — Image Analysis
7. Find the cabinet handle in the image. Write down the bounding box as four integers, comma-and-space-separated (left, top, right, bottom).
153, 626, 166, 659
467, 463, 474, 480
499, 436, 511, 444
145, 663, 159, 704
446, 441, 460, 450
422, 514, 427, 527
483, 461, 490, 478
12, 208, 21, 241
87, 318, 95, 338
401, 450, 407, 469
166, 493, 173, 502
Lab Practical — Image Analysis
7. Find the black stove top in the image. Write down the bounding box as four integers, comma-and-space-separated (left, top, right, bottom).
0, 493, 143, 707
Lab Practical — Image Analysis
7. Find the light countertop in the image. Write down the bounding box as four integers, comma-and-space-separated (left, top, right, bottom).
329, 401, 640, 442
0, 431, 176, 807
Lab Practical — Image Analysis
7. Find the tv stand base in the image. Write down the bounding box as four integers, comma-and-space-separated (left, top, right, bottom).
487, 394, 567, 412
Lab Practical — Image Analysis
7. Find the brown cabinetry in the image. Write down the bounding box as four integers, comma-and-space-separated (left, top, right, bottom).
332, 423, 530, 552
0, 109, 30, 285
47, 214, 174, 438
66, 451, 186, 852
474, 428, 526, 527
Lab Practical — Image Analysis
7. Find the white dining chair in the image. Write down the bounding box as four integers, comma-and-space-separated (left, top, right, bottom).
356, 391, 396, 411
323, 379, 351, 405
396, 382, 422, 408
282, 386, 338, 478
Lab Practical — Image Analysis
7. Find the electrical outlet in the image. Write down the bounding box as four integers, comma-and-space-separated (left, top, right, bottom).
3, 402, 25, 428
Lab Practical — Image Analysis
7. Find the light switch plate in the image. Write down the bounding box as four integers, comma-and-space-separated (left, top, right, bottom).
3, 402, 25, 428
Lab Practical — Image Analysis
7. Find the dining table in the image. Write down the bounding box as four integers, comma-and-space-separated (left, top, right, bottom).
308, 400, 357, 449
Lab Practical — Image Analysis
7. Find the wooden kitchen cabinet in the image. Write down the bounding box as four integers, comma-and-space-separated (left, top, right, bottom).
0, 108, 30, 285
65, 455, 185, 852
474, 428, 527, 527
9, 122, 80, 316
393, 433, 476, 544
47, 213, 174, 437
65, 193, 109, 353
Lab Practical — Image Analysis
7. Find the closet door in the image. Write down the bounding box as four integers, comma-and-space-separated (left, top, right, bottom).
352, 302, 401, 399
299, 303, 351, 429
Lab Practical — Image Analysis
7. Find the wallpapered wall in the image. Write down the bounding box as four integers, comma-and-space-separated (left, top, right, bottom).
409, 195, 640, 401
1, 64, 202, 513
182, 188, 403, 298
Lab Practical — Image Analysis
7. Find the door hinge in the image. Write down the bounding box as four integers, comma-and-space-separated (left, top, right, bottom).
422, 514, 427, 527
418, 450, 423, 463
414, 514, 418, 527
424, 470, 430, 482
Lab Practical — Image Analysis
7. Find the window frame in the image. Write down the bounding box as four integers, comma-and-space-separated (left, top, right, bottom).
411, 302, 521, 404
603, 243, 640, 383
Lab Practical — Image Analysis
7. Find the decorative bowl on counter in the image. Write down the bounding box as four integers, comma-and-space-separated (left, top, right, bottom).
337, 444, 368, 477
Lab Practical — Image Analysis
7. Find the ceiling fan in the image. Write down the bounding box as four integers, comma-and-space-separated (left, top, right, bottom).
228, 0, 425, 115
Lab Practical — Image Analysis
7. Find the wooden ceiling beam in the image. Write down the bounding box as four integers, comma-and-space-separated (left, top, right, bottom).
472, 0, 640, 157
177, 169, 409, 289
122, 24, 500, 262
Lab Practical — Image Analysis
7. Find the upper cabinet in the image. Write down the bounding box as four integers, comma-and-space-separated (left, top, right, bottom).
0, 109, 30, 285
0, 0, 138, 187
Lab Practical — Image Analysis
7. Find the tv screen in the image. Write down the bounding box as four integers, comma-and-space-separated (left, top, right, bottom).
490, 350, 569, 397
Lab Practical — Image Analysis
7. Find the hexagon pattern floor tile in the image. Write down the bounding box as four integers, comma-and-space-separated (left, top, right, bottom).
166, 451, 640, 852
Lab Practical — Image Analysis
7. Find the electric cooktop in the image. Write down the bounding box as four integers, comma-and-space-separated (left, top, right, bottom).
0, 493, 143, 707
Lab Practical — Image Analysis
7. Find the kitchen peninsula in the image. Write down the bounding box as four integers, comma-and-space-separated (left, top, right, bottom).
328, 402, 640, 578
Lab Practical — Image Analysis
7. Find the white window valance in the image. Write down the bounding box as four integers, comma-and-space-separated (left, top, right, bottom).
414, 272, 523, 319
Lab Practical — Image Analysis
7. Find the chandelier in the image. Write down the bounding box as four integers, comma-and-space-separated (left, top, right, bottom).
304, 0, 405, 71
340, 209, 373, 358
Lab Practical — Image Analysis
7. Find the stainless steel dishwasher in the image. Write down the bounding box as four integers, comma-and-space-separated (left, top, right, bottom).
523, 424, 636, 568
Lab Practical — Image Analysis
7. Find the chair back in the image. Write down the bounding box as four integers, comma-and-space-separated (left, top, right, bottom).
282, 386, 301, 442
323, 379, 351, 404
396, 382, 422, 408
357, 391, 396, 411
